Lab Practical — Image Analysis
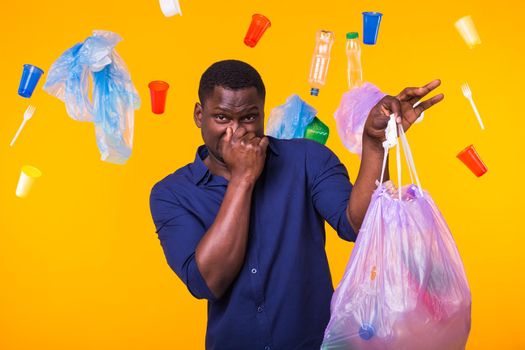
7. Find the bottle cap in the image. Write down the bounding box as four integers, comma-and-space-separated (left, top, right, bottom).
346, 32, 359, 39
310, 88, 319, 96
359, 324, 375, 340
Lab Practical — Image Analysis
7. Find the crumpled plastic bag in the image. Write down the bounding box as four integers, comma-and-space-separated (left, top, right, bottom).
266, 94, 317, 139
44, 30, 140, 164
322, 129, 471, 350
334, 83, 385, 157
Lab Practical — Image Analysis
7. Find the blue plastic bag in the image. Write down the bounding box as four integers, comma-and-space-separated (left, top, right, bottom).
265, 94, 317, 139
44, 30, 140, 164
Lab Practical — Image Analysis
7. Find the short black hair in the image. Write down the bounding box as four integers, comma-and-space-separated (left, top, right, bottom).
198, 60, 266, 104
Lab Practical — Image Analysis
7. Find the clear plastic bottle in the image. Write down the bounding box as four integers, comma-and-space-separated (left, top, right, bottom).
308, 30, 335, 96
346, 32, 363, 90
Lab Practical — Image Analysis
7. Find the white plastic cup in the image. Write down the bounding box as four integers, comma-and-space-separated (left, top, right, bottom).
15, 165, 42, 198
455, 15, 481, 48
159, 0, 182, 17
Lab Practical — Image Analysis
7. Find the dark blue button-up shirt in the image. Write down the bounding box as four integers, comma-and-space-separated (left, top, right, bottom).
149, 137, 356, 349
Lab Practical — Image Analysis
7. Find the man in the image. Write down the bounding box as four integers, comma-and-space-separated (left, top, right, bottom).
149, 60, 443, 349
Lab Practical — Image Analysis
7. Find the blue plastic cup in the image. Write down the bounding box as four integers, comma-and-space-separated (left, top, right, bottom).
18, 64, 44, 98
362, 12, 383, 45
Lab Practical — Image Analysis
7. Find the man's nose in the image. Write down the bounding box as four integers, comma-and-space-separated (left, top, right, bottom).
230, 120, 241, 133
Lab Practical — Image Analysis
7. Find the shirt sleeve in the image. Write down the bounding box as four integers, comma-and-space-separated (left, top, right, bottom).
149, 183, 217, 301
305, 140, 357, 242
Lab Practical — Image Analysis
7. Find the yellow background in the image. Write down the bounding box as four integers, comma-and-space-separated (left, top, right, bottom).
1, 0, 524, 349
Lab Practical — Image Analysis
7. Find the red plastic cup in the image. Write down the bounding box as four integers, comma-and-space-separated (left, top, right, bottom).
244, 14, 271, 48
456, 144, 488, 177
148, 81, 170, 114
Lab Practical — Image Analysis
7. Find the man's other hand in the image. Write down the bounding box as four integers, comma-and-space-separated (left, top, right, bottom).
219, 127, 269, 183
364, 80, 444, 144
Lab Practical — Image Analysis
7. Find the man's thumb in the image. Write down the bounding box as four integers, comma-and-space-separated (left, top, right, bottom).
224, 127, 233, 142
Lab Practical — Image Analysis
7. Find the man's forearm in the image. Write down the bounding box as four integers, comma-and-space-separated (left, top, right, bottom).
195, 177, 254, 299
347, 137, 389, 233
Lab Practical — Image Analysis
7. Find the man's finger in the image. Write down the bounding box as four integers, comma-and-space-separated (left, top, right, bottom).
414, 93, 445, 116
381, 96, 402, 120
232, 127, 248, 142
397, 79, 441, 103
396, 87, 417, 102
240, 132, 257, 145
219, 127, 233, 147
223, 127, 233, 143
258, 136, 270, 151
244, 135, 260, 146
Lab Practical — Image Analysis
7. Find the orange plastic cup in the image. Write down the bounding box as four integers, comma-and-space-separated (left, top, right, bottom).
244, 14, 271, 48
457, 144, 488, 177
148, 81, 170, 114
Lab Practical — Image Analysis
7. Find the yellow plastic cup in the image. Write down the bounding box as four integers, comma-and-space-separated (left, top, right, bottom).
15, 165, 42, 198
455, 15, 481, 49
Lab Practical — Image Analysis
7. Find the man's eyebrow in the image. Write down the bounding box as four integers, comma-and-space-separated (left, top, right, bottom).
242, 106, 259, 112
213, 106, 260, 113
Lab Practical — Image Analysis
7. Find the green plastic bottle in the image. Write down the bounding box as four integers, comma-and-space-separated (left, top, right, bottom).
304, 117, 329, 144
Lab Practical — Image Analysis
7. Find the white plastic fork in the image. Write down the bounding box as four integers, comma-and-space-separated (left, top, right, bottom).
461, 82, 485, 130
10, 105, 36, 147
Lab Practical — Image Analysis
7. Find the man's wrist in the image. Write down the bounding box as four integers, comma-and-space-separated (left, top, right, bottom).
229, 175, 257, 189
362, 133, 385, 154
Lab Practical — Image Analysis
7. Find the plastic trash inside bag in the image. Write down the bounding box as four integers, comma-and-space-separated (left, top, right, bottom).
322, 125, 471, 350
266, 94, 317, 139
43, 30, 140, 164
334, 83, 385, 157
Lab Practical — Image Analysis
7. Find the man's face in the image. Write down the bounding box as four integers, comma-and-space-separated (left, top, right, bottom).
194, 86, 265, 163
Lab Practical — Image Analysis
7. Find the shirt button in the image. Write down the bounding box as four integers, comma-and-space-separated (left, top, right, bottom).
251, 268, 257, 274
257, 305, 264, 313
264, 346, 271, 350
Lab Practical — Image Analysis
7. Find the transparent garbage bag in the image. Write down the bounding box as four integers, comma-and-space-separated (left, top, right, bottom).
266, 94, 317, 139
322, 121, 471, 350
43, 30, 140, 164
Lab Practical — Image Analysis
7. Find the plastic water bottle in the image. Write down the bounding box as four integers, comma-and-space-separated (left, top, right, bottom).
308, 30, 335, 96
346, 32, 363, 90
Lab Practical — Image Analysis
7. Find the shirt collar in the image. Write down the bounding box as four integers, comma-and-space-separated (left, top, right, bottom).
190, 136, 279, 185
